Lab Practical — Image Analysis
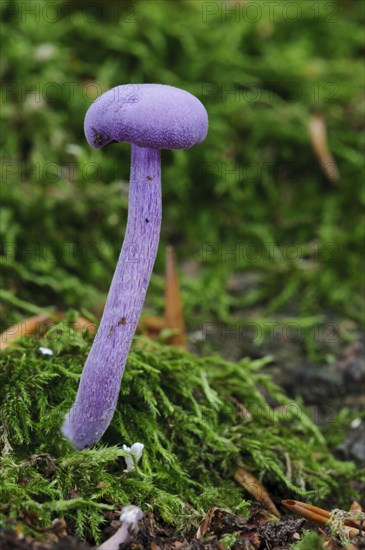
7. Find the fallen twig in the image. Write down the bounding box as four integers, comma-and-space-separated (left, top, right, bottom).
282, 499, 362, 540
0, 312, 96, 351
309, 113, 340, 183
164, 245, 187, 348
234, 466, 280, 518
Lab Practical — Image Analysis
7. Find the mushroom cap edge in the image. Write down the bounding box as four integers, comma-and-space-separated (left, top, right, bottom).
84, 83, 208, 150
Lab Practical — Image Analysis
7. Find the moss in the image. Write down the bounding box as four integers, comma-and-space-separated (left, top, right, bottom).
0, 315, 359, 543
291, 530, 324, 550
1, 0, 364, 358
0, 1, 363, 545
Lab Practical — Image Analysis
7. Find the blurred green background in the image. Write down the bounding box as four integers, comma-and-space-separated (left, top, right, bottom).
1, 0, 364, 356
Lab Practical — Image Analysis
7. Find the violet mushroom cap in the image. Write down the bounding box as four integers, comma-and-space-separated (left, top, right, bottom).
62, 84, 208, 450
84, 84, 208, 150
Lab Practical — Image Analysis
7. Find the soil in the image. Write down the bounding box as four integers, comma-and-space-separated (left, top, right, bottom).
0, 510, 307, 549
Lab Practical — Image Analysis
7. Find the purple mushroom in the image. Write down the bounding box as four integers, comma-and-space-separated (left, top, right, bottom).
62, 84, 208, 449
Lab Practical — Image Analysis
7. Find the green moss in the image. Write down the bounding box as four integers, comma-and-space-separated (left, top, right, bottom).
0, 1, 363, 544
0, 316, 359, 543
1, 0, 364, 356
291, 530, 324, 550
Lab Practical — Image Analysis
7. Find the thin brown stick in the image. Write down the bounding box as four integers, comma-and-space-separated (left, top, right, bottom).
282, 500, 329, 527
139, 315, 166, 340
164, 246, 186, 348
234, 466, 280, 518
282, 500, 361, 533
0, 313, 96, 351
309, 113, 340, 183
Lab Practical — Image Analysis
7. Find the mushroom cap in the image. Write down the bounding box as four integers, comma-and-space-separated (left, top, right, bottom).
84, 84, 208, 150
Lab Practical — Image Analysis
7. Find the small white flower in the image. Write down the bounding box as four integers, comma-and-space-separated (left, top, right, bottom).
39, 347, 53, 356
122, 442, 144, 471
119, 504, 143, 525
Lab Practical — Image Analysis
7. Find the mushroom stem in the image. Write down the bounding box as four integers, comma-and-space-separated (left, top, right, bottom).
62, 145, 161, 449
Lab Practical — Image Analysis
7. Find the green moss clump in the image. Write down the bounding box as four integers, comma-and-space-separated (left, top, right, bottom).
0, 315, 358, 543
291, 530, 324, 550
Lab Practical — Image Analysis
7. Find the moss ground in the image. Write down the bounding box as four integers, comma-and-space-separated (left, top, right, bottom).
0, 0, 364, 546
0, 316, 359, 544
